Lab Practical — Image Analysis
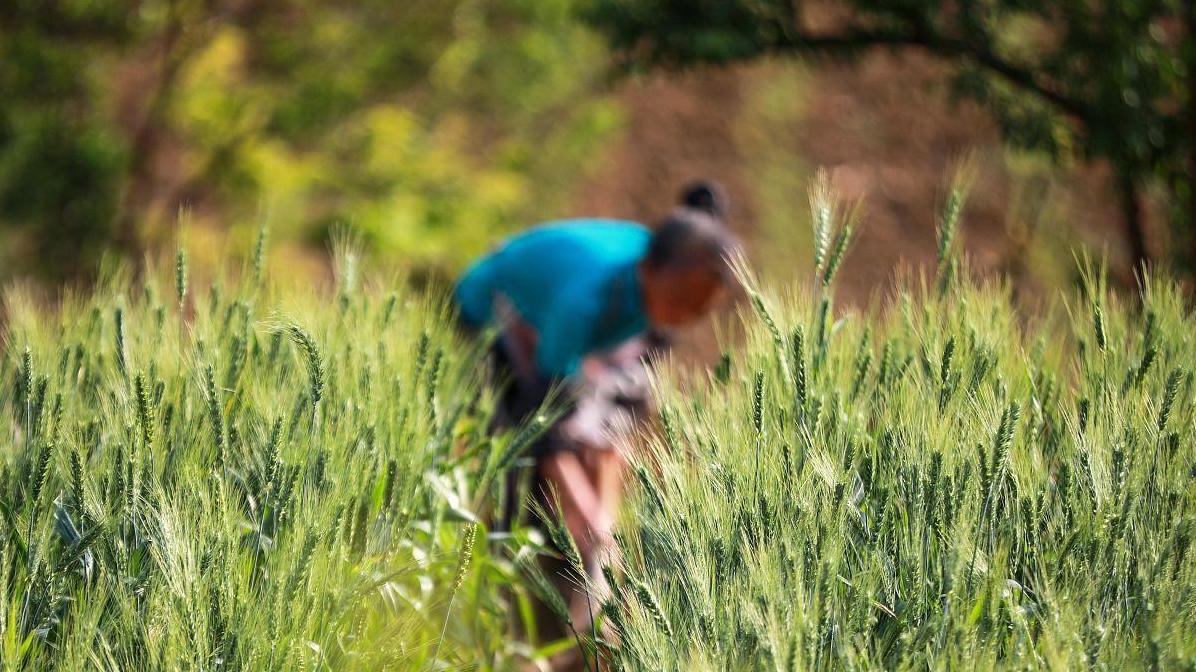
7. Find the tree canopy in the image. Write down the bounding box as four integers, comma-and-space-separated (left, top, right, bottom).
0, 0, 617, 281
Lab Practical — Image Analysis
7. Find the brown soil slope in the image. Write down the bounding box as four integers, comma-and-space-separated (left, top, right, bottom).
569, 52, 1133, 307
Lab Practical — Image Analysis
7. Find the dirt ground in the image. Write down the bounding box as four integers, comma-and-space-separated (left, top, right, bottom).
568, 51, 1141, 310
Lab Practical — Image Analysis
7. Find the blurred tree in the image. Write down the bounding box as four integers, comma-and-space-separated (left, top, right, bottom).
585, 0, 1194, 275
0, 1, 132, 279
0, 0, 618, 282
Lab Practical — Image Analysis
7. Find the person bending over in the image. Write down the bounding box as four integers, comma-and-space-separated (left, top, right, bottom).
454, 181, 736, 627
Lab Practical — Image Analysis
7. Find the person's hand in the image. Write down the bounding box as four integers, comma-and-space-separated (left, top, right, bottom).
591, 530, 622, 573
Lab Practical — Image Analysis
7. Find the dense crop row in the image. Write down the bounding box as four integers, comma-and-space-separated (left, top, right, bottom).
3, 182, 1194, 671
601, 182, 1196, 670
0, 243, 565, 670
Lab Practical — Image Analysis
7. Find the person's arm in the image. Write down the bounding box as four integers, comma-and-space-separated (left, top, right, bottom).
492, 297, 540, 384
542, 448, 621, 630
454, 257, 499, 328
540, 450, 615, 553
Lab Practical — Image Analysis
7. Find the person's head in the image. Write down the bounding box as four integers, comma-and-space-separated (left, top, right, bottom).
680, 179, 728, 220
639, 181, 737, 329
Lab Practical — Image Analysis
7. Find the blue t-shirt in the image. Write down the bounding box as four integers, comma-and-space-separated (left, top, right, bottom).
455, 219, 650, 377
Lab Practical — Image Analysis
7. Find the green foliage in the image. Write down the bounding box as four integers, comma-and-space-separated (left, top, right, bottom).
0, 247, 565, 669
0, 114, 124, 277
599, 187, 1196, 670
585, 0, 1195, 267
0, 0, 620, 281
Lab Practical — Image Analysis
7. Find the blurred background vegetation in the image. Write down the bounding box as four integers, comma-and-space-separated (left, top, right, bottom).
1, 0, 1192, 301
0, 0, 619, 283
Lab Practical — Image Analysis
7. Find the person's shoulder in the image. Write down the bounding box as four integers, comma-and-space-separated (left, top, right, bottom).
493, 219, 649, 279
532, 218, 648, 239
558, 219, 652, 258
496, 218, 647, 247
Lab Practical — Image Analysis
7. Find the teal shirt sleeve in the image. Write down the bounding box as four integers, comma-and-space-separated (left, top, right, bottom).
454, 259, 495, 327
534, 293, 600, 378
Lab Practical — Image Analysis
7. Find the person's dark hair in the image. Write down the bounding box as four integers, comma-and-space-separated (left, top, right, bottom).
679, 180, 728, 220
644, 206, 737, 276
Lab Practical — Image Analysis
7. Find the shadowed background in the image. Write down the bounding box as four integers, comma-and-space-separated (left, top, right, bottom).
1, 0, 1192, 305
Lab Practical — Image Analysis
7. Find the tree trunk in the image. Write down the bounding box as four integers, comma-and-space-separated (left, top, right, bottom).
112, 0, 188, 262
1119, 172, 1149, 279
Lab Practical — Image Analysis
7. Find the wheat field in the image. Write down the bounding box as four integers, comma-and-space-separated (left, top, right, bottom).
601, 177, 1196, 670
2, 179, 1194, 670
